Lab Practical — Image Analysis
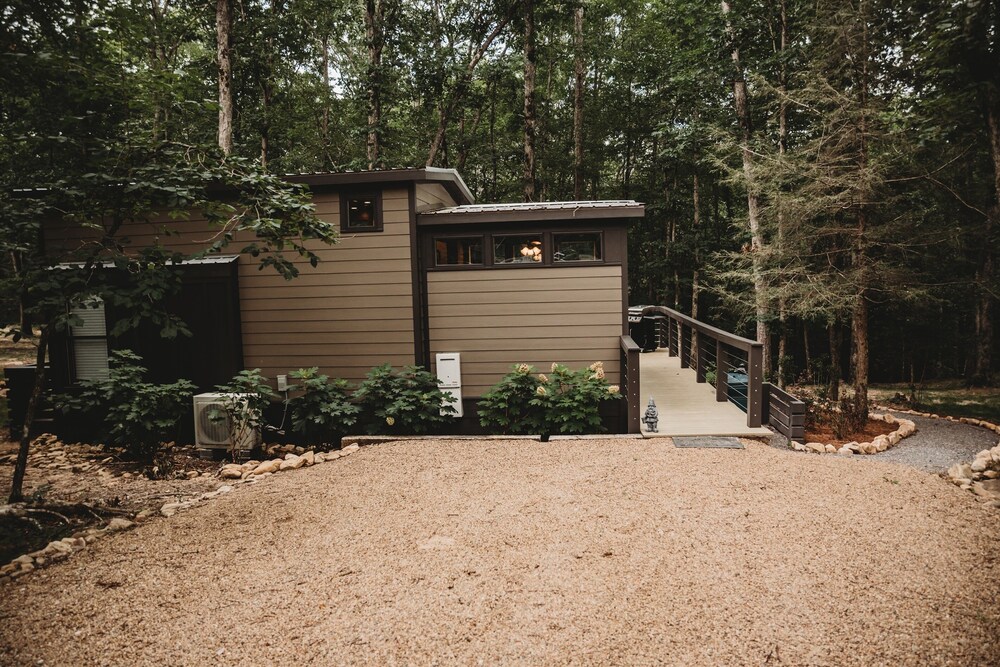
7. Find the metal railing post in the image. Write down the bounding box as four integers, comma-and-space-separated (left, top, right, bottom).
747, 343, 763, 427
679, 324, 690, 369
716, 339, 728, 402
695, 332, 706, 383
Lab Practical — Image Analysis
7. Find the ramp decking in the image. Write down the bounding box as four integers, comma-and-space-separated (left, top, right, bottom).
639, 349, 773, 438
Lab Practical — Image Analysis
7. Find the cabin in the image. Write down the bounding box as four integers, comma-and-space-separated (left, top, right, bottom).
39, 168, 645, 435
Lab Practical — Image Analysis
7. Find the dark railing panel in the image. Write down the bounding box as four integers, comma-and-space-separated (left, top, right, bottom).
620, 335, 641, 433
763, 382, 806, 443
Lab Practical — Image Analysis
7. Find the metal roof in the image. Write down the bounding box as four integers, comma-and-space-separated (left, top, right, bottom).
421, 200, 642, 215
417, 199, 644, 225
285, 167, 474, 205
56, 255, 239, 269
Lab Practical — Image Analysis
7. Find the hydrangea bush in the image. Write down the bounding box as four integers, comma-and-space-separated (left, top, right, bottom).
479, 362, 621, 437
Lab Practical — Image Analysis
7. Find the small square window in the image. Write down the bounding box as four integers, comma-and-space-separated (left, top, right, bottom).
341, 192, 383, 232
435, 237, 483, 266
494, 235, 543, 264
553, 232, 602, 262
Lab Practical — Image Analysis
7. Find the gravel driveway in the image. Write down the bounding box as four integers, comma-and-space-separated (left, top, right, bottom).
2, 439, 999, 666
870, 412, 999, 472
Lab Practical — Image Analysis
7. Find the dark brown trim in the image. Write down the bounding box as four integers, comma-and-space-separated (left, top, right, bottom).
287, 167, 475, 205
418, 206, 643, 226
408, 185, 429, 368
617, 226, 629, 335
339, 190, 384, 233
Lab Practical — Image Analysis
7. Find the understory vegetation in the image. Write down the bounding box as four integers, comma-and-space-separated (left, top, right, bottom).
478, 362, 621, 437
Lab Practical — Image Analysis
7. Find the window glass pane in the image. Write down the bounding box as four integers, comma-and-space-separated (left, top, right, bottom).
435, 237, 483, 266
494, 235, 543, 264
346, 197, 377, 228
554, 233, 602, 262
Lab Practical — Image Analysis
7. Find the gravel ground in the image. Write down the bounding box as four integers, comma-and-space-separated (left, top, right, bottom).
2, 438, 999, 666
869, 413, 999, 473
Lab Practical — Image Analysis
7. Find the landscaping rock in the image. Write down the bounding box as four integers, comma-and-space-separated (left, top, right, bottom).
824, 444, 837, 453
220, 468, 242, 479
252, 460, 281, 476
837, 447, 854, 456
280, 456, 306, 471
105, 518, 135, 532
303, 451, 315, 466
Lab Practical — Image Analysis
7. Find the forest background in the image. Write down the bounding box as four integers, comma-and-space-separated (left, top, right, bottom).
1, 0, 997, 410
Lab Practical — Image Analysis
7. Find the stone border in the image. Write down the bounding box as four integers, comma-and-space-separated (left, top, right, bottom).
0, 443, 363, 583
789, 413, 917, 457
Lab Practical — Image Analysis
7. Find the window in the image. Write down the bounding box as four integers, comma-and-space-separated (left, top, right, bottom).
435, 237, 484, 266
341, 192, 382, 232
494, 235, 543, 264
69, 297, 109, 381
553, 232, 602, 262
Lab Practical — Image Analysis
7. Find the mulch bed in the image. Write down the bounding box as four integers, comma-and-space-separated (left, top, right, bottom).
805, 418, 896, 447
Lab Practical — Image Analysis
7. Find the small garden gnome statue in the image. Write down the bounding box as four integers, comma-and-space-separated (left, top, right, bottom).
643, 397, 659, 432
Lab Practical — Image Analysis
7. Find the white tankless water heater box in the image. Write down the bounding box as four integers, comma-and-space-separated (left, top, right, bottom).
435, 352, 464, 418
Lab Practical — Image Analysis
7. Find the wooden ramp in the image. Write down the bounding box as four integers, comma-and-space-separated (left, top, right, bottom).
639, 349, 773, 438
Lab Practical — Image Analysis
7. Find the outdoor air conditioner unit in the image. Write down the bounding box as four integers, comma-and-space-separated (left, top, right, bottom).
193, 392, 261, 454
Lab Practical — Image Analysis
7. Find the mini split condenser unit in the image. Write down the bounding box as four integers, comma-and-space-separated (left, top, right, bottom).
193, 393, 261, 453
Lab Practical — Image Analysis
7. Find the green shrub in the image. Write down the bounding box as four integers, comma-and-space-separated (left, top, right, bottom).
479, 362, 621, 437
287, 367, 359, 445
55, 349, 195, 463
477, 363, 544, 434
212, 369, 276, 458
354, 364, 455, 435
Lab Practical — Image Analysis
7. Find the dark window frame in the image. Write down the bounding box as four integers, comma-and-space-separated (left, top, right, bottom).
340, 190, 384, 233
552, 231, 604, 264
492, 232, 547, 266
433, 234, 486, 267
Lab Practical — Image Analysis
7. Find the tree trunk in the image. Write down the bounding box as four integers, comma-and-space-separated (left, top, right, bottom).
320, 34, 332, 168
364, 0, 385, 169
522, 0, 537, 202
722, 0, 770, 375
691, 171, 701, 363
776, 0, 789, 388
573, 4, 585, 199
827, 323, 840, 401
11, 251, 33, 337
8, 327, 49, 503
216, 0, 234, 156
974, 85, 998, 384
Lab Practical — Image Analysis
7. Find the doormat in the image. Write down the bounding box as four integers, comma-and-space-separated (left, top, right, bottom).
672, 436, 744, 449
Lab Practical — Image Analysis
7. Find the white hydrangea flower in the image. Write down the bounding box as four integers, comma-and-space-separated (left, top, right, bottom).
535, 386, 547, 396
385, 416, 395, 426
608, 385, 620, 394
538, 373, 549, 383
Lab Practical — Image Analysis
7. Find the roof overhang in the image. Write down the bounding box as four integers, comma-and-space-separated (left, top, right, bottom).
284, 167, 475, 205
417, 200, 644, 226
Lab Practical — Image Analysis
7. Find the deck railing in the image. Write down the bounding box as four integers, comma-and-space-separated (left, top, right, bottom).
639, 306, 764, 428
620, 335, 641, 433
763, 382, 806, 443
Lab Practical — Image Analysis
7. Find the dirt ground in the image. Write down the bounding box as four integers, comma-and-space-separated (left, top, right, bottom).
1, 438, 998, 666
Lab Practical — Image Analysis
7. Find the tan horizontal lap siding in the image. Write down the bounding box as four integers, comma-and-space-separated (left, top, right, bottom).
427, 266, 623, 397
242, 188, 414, 381
44, 187, 416, 385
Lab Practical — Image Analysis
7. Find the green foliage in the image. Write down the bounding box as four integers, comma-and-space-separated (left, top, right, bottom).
212, 369, 277, 458
479, 362, 621, 437
286, 367, 360, 445
529, 363, 622, 437
54, 350, 195, 463
354, 364, 455, 435
477, 363, 545, 435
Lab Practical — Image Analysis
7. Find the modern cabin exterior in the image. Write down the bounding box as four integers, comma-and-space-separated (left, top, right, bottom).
42, 168, 644, 433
